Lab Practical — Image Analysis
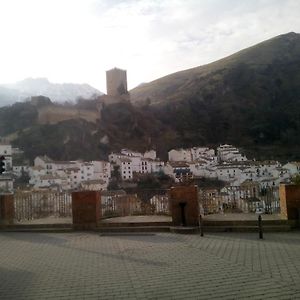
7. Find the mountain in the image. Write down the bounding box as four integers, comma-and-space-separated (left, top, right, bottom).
131, 32, 300, 105
0, 78, 103, 107
1, 33, 300, 162
129, 32, 300, 160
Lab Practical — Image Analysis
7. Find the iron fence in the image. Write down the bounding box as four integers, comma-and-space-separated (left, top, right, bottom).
101, 189, 170, 218
199, 185, 280, 215
14, 191, 72, 221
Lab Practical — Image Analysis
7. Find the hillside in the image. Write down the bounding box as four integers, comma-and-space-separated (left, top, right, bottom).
130, 32, 300, 160
0, 97, 173, 162
130, 32, 300, 105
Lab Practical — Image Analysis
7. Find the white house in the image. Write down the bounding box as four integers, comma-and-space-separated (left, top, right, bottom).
168, 149, 192, 162
190, 147, 215, 161
217, 144, 247, 162
144, 150, 156, 160
117, 157, 133, 180
0, 144, 12, 171
13, 165, 30, 178
283, 162, 300, 176
34, 155, 54, 174
91, 161, 111, 182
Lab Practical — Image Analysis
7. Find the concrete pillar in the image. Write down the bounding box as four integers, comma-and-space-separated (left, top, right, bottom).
169, 185, 199, 226
72, 191, 101, 230
0, 193, 14, 225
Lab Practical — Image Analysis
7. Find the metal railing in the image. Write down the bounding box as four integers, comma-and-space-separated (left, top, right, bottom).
199, 185, 280, 215
101, 189, 170, 218
14, 191, 72, 221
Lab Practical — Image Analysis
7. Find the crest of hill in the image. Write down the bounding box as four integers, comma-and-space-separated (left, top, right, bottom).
130, 32, 300, 105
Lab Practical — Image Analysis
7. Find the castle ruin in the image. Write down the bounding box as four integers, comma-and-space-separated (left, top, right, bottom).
106, 67, 128, 97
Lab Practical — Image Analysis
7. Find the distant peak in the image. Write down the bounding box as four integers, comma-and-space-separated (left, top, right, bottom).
19, 77, 50, 84
286, 31, 298, 35
278, 32, 300, 40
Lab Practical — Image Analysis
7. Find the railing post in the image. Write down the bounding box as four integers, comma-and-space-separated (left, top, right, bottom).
258, 215, 263, 239
199, 214, 204, 237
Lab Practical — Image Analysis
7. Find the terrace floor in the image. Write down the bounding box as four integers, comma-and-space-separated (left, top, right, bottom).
14, 213, 282, 225
0, 231, 299, 299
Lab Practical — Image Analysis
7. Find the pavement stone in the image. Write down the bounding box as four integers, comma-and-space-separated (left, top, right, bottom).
0, 231, 299, 299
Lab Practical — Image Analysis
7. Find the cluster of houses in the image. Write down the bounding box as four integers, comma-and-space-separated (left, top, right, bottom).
1, 143, 300, 196
166, 144, 299, 188
28, 156, 111, 191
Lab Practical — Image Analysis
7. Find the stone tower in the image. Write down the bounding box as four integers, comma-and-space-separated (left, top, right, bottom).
106, 67, 128, 96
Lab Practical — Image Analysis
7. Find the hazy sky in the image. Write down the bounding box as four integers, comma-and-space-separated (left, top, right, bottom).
0, 0, 299, 92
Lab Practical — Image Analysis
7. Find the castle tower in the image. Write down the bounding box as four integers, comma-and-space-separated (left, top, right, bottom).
106, 67, 128, 96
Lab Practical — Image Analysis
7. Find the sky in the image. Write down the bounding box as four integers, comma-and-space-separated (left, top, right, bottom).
0, 0, 300, 92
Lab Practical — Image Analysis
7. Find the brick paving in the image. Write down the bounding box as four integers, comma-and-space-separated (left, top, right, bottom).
0, 231, 299, 299
14, 213, 281, 225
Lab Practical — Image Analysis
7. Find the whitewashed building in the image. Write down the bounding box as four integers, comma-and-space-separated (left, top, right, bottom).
217, 144, 247, 162
283, 162, 300, 176
0, 144, 12, 171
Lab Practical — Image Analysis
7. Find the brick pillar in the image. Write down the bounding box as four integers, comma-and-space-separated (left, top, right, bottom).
0, 194, 14, 225
279, 184, 300, 220
169, 185, 199, 226
72, 191, 101, 230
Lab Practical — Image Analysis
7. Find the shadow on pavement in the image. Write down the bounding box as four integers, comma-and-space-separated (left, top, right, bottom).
0, 232, 68, 246
0, 267, 35, 299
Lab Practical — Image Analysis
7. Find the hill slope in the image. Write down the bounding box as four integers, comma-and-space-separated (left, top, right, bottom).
130, 32, 300, 160
131, 32, 300, 105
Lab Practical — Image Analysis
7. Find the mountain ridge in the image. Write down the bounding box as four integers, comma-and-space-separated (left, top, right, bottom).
0, 77, 103, 107
130, 32, 300, 105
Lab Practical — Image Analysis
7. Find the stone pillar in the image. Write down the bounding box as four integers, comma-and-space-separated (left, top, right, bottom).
169, 185, 199, 226
0, 193, 14, 225
279, 184, 300, 220
72, 191, 101, 230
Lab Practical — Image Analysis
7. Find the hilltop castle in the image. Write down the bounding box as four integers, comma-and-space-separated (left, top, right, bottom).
106, 67, 128, 97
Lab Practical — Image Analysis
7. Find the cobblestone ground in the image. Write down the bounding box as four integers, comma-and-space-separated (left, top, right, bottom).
0, 232, 299, 299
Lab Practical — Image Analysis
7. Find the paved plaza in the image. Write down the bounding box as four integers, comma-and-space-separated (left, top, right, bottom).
0, 231, 300, 299
14, 213, 281, 226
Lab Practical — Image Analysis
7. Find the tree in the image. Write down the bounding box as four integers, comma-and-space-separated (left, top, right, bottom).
291, 174, 300, 185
